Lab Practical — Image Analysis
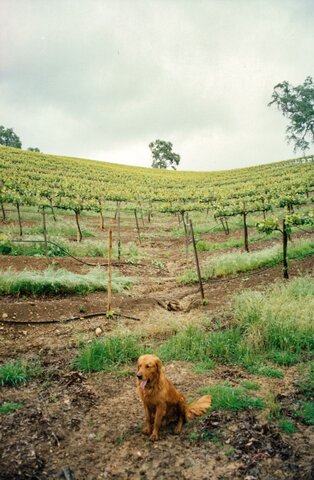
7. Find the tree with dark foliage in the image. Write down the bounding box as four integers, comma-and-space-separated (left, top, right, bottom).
149, 140, 181, 170
0, 125, 22, 148
268, 76, 314, 152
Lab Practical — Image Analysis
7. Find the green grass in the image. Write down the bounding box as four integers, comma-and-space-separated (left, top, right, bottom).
296, 401, 314, 425
0, 402, 23, 414
193, 359, 216, 374
75, 335, 142, 373
195, 231, 280, 253
178, 238, 314, 283
0, 359, 42, 386
233, 276, 314, 354
198, 383, 264, 411
247, 364, 284, 378
240, 381, 260, 390
279, 418, 298, 434
296, 362, 314, 398
0, 266, 132, 296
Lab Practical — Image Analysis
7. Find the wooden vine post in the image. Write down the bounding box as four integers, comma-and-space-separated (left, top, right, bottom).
117, 201, 121, 260
282, 219, 289, 280
16, 201, 23, 236
189, 219, 205, 302
41, 208, 48, 257
107, 227, 113, 314
134, 209, 141, 243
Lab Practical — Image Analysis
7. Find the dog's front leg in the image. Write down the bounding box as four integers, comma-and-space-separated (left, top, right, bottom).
150, 404, 166, 441
142, 404, 152, 434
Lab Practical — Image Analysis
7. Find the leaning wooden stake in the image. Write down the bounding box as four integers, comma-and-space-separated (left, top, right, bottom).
107, 228, 113, 314
189, 219, 205, 302
134, 209, 141, 243
42, 208, 48, 257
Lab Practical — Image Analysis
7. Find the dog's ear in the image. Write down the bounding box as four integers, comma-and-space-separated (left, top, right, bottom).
155, 357, 162, 373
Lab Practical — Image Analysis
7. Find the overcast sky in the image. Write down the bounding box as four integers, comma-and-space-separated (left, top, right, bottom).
1, 0, 313, 171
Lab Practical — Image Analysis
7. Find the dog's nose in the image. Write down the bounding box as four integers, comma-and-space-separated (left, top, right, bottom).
137, 373, 143, 379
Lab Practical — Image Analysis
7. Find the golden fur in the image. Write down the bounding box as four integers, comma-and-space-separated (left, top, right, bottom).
136, 354, 211, 441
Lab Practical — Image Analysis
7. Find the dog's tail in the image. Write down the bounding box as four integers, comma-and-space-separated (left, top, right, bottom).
185, 395, 212, 421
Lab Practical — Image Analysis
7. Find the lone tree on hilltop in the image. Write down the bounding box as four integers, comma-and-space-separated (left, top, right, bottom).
268, 76, 314, 152
149, 139, 181, 170
0, 125, 22, 148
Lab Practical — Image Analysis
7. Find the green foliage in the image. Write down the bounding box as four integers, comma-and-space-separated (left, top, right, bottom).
0, 125, 22, 148
0, 266, 132, 296
75, 335, 142, 372
0, 402, 23, 414
198, 383, 264, 411
268, 76, 314, 152
149, 139, 180, 170
0, 359, 41, 386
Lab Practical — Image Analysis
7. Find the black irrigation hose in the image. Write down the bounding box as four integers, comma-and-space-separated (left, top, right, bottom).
0, 311, 140, 325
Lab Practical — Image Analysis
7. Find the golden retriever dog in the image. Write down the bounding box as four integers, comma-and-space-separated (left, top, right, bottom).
136, 354, 211, 441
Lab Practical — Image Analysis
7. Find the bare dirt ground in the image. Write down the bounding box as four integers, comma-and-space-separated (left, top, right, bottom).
0, 215, 313, 479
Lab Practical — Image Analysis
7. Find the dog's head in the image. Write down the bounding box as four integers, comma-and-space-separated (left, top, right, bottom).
137, 354, 162, 390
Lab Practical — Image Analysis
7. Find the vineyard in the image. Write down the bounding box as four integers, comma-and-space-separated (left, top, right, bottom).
0, 146, 314, 480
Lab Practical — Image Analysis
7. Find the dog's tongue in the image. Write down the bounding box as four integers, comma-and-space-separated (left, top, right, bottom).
140, 380, 148, 389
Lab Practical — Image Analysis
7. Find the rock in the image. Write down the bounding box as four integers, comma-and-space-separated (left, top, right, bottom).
2, 313, 8, 319
95, 327, 103, 337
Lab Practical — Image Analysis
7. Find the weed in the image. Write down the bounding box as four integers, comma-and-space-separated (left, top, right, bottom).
198, 383, 264, 411
0, 402, 23, 414
295, 362, 314, 398
279, 418, 298, 434
247, 364, 284, 378
296, 401, 314, 425
75, 335, 141, 373
240, 381, 260, 390
0, 359, 42, 386
193, 360, 215, 374
268, 350, 302, 366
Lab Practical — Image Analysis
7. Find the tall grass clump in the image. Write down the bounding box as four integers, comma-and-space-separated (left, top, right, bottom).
178, 238, 314, 283
233, 276, 314, 354
0, 359, 41, 386
75, 335, 141, 372
0, 266, 132, 296
158, 326, 252, 365
198, 383, 264, 411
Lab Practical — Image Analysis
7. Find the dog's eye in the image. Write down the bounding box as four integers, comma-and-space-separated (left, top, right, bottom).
145, 365, 150, 369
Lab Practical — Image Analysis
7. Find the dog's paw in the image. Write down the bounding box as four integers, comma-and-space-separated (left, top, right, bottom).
150, 432, 158, 441
142, 426, 151, 435
174, 425, 182, 435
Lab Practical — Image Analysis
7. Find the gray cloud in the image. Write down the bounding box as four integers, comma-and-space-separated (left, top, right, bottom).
1, 0, 313, 170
